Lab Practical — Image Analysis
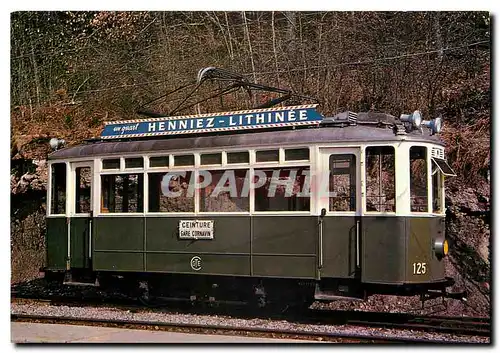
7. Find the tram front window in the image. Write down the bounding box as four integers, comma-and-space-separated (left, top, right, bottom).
365, 146, 395, 212
410, 146, 428, 212
432, 168, 444, 214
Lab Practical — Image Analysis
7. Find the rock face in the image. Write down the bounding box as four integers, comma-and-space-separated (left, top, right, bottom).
11, 159, 48, 195
443, 178, 490, 316
11, 159, 47, 284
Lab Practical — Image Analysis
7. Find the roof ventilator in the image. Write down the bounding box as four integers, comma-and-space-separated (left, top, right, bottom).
320, 111, 358, 127
321, 111, 410, 135
393, 123, 407, 136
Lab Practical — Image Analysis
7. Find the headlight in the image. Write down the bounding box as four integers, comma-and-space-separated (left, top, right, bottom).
434, 238, 448, 259
443, 239, 449, 256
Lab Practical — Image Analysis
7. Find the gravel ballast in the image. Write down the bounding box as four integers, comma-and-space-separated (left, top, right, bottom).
11, 302, 490, 343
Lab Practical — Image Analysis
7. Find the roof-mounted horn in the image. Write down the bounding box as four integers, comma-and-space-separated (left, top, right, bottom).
422, 115, 443, 135
400, 110, 422, 129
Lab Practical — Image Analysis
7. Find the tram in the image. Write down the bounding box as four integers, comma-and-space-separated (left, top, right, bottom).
43, 68, 459, 306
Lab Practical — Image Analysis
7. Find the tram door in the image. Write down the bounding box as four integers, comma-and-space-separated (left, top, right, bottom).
69, 162, 93, 270
318, 148, 361, 279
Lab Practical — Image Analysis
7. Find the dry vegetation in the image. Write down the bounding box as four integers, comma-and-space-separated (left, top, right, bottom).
10, 11, 490, 315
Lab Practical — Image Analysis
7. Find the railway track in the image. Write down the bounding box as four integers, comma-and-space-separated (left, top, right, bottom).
310, 309, 491, 337
11, 280, 490, 340
11, 312, 471, 343
11, 296, 490, 341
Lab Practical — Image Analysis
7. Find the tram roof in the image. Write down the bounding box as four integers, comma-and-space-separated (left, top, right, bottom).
48, 125, 444, 160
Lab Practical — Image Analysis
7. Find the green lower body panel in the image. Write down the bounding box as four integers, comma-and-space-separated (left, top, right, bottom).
252, 216, 317, 278
52, 215, 446, 286
146, 253, 250, 275
361, 216, 406, 284
46, 217, 67, 269
94, 251, 144, 272
92, 215, 319, 279
93, 217, 145, 271
252, 255, 316, 278
361, 216, 446, 284
70, 217, 90, 268
321, 217, 357, 278
406, 217, 446, 283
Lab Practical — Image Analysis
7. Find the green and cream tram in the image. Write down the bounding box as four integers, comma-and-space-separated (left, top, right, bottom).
44, 102, 457, 306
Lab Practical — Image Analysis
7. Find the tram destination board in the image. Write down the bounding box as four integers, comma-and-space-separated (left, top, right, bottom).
178, 220, 214, 240
100, 105, 323, 139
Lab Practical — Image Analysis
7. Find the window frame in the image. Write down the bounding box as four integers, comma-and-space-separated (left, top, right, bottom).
47, 161, 69, 217
148, 155, 170, 169
255, 149, 280, 163
363, 145, 397, 214
173, 154, 195, 168
328, 153, 358, 213
198, 168, 251, 214
284, 147, 310, 162
100, 172, 145, 215
73, 164, 93, 216
431, 160, 446, 215
200, 152, 223, 166
147, 170, 196, 214
124, 157, 145, 169
101, 158, 121, 171
409, 145, 429, 213
94, 146, 315, 216
252, 165, 312, 214
225, 151, 250, 165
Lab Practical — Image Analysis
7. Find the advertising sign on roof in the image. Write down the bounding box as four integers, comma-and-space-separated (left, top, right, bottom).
100, 104, 323, 139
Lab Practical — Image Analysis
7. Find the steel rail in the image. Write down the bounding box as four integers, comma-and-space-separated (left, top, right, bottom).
11, 313, 465, 344
310, 309, 491, 337
345, 319, 490, 337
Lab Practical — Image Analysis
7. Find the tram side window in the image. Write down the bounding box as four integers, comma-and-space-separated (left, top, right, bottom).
174, 155, 194, 167
148, 172, 194, 212
50, 163, 66, 214
201, 153, 222, 165
254, 167, 310, 211
432, 166, 444, 213
125, 157, 144, 169
227, 151, 249, 164
101, 174, 143, 213
102, 158, 120, 170
285, 148, 310, 161
410, 146, 428, 212
256, 150, 279, 162
200, 170, 249, 212
365, 146, 396, 212
150, 156, 169, 167
329, 154, 356, 211
75, 167, 91, 213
